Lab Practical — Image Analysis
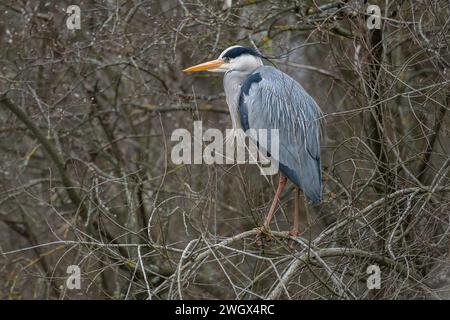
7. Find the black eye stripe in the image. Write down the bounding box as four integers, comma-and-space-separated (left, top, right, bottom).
222, 46, 261, 59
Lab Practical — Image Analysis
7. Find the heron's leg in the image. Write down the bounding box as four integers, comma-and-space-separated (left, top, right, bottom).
263, 175, 287, 229
290, 187, 300, 236
286, 187, 300, 248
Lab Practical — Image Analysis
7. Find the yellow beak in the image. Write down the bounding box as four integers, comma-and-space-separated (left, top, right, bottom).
183, 59, 224, 72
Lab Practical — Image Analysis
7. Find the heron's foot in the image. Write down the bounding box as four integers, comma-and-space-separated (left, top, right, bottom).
254, 225, 272, 247
286, 229, 299, 249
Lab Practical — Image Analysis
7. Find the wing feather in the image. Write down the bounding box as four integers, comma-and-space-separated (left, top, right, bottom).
239, 66, 322, 203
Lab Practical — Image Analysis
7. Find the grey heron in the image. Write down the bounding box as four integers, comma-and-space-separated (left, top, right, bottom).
183, 45, 322, 238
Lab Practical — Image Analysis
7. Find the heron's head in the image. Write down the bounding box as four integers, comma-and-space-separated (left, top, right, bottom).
183, 45, 263, 73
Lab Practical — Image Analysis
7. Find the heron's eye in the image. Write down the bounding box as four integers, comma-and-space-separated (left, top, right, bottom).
223, 57, 230, 63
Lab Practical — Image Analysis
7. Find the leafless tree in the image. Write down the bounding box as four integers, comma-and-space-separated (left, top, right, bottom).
0, 0, 449, 299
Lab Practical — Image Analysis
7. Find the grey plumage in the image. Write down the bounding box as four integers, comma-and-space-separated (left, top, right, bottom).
230, 65, 322, 203
182, 44, 323, 204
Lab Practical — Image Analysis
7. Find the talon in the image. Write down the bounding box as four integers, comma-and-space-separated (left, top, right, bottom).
254, 227, 264, 247
254, 226, 272, 247
287, 230, 299, 249
288, 230, 299, 237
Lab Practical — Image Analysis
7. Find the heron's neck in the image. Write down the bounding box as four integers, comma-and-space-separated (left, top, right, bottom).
225, 69, 251, 86
223, 70, 253, 129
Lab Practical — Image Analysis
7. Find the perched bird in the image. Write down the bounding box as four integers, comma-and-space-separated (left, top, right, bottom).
183, 45, 322, 237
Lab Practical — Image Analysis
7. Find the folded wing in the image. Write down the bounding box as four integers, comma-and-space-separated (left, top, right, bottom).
239, 66, 322, 203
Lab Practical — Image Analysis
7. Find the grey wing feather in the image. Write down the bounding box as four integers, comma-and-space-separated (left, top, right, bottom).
240, 66, 322, 203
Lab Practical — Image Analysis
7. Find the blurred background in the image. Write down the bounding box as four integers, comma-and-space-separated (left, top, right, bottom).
0, 0, 449, 299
